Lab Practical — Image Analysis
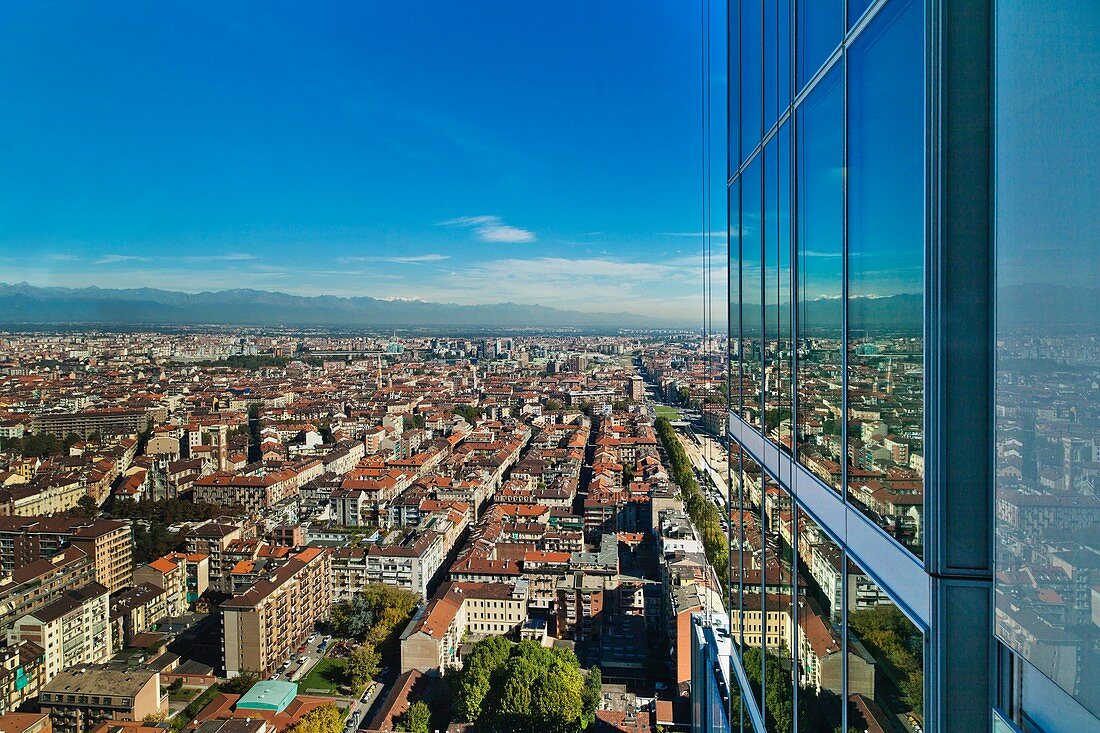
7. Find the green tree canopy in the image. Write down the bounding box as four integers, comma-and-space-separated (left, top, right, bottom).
395, 701, 431, 733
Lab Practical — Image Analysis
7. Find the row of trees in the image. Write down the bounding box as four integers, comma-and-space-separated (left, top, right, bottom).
451, 638, 602, 733
329, 584, 419, 693
0, 431, 84, 458
111, 497, 244, 523
654, 416, 729, 592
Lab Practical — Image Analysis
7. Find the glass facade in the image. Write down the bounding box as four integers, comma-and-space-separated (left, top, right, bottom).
993, 0, 1100, 722
722, 1, 1100, 732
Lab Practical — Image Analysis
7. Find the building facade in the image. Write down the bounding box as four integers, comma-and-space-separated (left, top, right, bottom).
220, 548, 331, 678
721, 1, 1099, 731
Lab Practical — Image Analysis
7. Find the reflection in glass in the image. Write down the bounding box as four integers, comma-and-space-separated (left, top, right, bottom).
732, 453, 767, 718
848, 0, 874, 29
730, 181, 742, 419
741, 155, 763, 428
795, 509, 844, 729
993, 1, 1100, 717
795, 66, 844, 491
763, 0, 791, 134
764, 125, 792, 453
796, 0, 841, 91
846, 0, 925, 558
741, 0, 762, 163
846, 560, 925, 730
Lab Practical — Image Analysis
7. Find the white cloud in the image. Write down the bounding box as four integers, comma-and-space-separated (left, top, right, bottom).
93, 254, 149, 265
439, 215, 536, 244
337, 254, 451, 264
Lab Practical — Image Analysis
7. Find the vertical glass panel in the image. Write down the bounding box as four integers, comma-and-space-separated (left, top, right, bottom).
778, 0, 791, 113
741, 155, 763, 428
794, 509, 844, 729
764, 0, 778, 133
764, 125, 793, 452
764, 477, 796, 732
846, 0, 925, 559
848, 0, 874, 29
796, 0, 842, 91
730, 181, 742, 419
729, 0, 740, 165
732, 452, 766, 718
741, 0, 763, 162
994, 1, 1100, 719
846, 561, 925, 731
795, 66, 844, 492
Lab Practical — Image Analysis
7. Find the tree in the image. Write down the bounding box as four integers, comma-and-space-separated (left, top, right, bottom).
220, 670, 261, 695
346, 644, 381, 692
74, 495, 98, 518
581, 666, 602, 719
456, 639, 587, 732
395, 701, 431, 733
286, 704, 343, 733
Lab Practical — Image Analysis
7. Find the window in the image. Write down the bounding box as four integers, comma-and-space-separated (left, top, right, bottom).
994, 0, 1100, 718
845, 0, 925, 560
796, 0, 841, 91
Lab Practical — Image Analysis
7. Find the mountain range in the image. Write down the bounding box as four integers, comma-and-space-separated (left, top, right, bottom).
1, 282, 1068, 332
0, 283, 678, 329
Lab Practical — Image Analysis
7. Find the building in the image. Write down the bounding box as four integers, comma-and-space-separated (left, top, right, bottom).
0, 713, 50, 733
7, 583, 112, 684
0, 643, 46, 716
399, 580, 529, 675
31, 410, 151, 439
0, 518, 132, 594
0, 546, 95, 631
133, 552, 207, 618
720, 2, 1100, 731
220, 548, 331, 677
330, 532, 444, 601
38, 666, 164, 733
188, 681, 334, 733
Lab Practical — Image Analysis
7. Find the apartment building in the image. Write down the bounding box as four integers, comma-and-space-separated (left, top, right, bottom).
330, 532, 444, 601
399, 580, 529, 674
0, 518, 132, 593
39, 666, 164, 733
31, 409, 151, 439
0, 546, 95, 631
108, 584, 168, 649
7, 583, 112, 684
185, 522, 245, 594
0, 642, 46, 715
221, 548, 331, 677
133, 553, 204, 618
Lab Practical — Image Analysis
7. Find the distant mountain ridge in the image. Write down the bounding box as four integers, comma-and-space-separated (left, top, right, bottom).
0, 283, 679, 329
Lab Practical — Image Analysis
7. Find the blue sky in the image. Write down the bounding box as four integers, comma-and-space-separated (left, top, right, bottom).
0, 1, 727, 321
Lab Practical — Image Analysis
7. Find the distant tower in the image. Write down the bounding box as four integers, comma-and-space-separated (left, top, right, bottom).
376, 354, 383, 391
885, 358, 894, 394
213, 424, 228, 472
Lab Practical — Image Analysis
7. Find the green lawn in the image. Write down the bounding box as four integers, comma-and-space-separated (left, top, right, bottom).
297, 657, 347, 695
655, 405, 681, 420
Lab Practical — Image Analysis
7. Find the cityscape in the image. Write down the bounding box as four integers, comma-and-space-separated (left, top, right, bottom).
0, 2, 1097, 733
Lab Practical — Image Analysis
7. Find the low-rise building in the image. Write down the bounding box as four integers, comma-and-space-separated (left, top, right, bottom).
39, 666, 164, 733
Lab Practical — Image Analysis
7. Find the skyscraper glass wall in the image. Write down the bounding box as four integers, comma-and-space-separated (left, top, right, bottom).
723, 1, 1099, 731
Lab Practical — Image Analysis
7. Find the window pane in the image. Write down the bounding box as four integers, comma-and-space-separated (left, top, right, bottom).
764, 0, 791, 132
795, 66, 844, 492
846, 562, 925, 731
994, 0, 1100, 718
846, 0, 925, 559
848, 0, 874, 29
796, 0, 841, 91
795, 509, 844, 729
732, 452, 766, 717
764, 125, 792, 452
742, 0, 763, 161
729, 0, 740, 164
730, 180, 742, 418
741, 155, 763, 429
